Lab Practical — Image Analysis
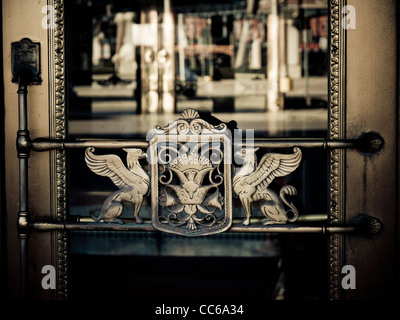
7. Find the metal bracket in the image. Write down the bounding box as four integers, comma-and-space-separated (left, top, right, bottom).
17, 130, 30, 159
11, 38, 42, 85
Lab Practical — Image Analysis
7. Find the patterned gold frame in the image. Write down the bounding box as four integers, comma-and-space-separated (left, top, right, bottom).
328, 0, 346, 300
48, 0, 346, 300
48, 0, 67, 299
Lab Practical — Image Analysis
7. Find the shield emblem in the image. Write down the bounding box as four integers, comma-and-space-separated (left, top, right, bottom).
148, 109, 232, 236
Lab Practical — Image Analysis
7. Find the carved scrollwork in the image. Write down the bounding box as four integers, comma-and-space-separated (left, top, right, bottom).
83, 109, 304, 237
50, 0, 68, 300
158, 150, 224, 231
149, 109, 232, 236
153, 109, 228, 135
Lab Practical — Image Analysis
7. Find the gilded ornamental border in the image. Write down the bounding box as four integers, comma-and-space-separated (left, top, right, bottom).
48, 0, 67, 300
328, 0, 346, 300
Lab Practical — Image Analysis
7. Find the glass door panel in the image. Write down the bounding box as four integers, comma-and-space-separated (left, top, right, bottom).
65, 0, 329, 300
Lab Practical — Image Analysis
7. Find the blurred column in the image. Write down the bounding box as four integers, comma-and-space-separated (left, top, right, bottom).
177, 14, 186, 82
234, 19, 250, 69
160, 0, 175, 113
234, 0, 255, 69
287, 19, 301, 79
139, 9, 159, 113
279, 1, 292, 101
267, 0, 280, 111
113, 12, 136, 79
303, 28, 311, 106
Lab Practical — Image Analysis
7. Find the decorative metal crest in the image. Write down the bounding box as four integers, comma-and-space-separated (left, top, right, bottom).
148, 109, 232, 236
84, 109, 302, 236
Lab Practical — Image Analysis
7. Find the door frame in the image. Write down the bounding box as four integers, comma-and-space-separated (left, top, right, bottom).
327, 0, 347, 300
1, 0, 398, 300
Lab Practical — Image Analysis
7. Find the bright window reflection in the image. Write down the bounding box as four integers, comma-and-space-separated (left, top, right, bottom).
67, 0, 328, 138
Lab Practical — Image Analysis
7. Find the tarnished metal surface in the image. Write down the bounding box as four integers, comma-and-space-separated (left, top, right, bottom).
148, 109, 233, 236
85, 147, 149, 224
7, 0, 395, 301
11, 38, 42, 85
27, 134, 383, 152
30, 214, 384, 237
81, 110, 303, 236
233, 146, 302, 225
80, 109, 386, 239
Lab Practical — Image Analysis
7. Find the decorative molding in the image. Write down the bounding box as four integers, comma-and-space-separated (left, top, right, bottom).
48, 0, 346, 299
328, 0, 346, 300
49, 0, 67, 300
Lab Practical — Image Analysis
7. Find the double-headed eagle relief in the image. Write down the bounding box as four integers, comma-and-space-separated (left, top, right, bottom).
84, 109, 302, 236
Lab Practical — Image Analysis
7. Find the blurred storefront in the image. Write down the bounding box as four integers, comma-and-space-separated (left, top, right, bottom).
68, 0, 329, 119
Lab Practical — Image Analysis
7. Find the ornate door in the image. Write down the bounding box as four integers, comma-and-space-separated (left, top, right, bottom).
1, 0, 398, 302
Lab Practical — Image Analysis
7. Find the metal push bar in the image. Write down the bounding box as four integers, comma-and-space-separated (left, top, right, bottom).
29, 215, 382, 238
27, 133, 383, 153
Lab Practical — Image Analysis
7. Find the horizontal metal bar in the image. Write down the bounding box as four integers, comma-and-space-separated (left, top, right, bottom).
30, 220, 356, 235
29, 214, 384, 238
30, 137, 359, 152
296, 214, 328, 222
30, 138, 149, 151
252, 139, 356, 149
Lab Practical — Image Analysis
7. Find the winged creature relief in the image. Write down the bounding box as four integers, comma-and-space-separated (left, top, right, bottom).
83, 109, 303, 235
233, 147, 302, 225
85, 147, 149, 224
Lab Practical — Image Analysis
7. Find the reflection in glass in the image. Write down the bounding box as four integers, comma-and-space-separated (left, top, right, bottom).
67, 0, 328, 138
66, 0, 329, 301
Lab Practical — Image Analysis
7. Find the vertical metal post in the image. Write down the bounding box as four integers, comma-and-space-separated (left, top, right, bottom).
11, 37, 41, 301
17, 82, 30, 300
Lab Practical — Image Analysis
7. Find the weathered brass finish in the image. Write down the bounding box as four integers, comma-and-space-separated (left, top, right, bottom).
16, 89, 30, 299
26, 134, 383, 152
69, 109, 385, 239
13, 41, 42, 297
6, 0, 395, 301
85, 147, 150, 224
234, 146, 302, 225
328, 0, 346, 300
149, 109, 232, 236
29, 214, 383, 237
79, 110, 304, 236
